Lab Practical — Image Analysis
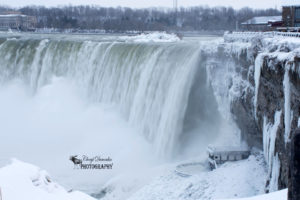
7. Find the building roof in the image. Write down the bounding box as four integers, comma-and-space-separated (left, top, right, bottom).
282, 0, 300, 6
241, 16, 282, 25
207, 146, 250, 155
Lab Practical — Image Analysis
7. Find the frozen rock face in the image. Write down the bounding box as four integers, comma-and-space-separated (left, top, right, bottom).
288, 128, 300, 200
256, 54, 300, 190
205, 35, 300, 191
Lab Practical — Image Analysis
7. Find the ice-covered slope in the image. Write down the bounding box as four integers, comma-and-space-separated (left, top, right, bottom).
0, 159, 95, 200
218, 189, 287, 200
98, 153, 267, 200
0, 155, 267, 200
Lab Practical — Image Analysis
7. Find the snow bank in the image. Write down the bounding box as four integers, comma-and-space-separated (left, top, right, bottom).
0, 159, 95, 200
217, 189, 287, 200
119, 32, 180, 43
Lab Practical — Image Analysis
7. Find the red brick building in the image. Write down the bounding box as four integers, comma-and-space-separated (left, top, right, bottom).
282, 1, 300, 27
241, 16, 282, 31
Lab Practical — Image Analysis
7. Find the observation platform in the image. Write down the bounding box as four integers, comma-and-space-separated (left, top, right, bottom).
207, 145, 250, 169
174, 162, 208, 177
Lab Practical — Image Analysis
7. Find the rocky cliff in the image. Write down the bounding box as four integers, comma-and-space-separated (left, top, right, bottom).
205, 34, 300, 192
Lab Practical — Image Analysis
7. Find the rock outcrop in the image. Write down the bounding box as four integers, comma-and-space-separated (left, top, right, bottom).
206, 35, 300, 191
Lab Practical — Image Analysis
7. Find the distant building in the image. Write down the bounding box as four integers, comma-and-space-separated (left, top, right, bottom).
0, 12, 37, 31
282, 1, 300, 29
241, 16, 282, 31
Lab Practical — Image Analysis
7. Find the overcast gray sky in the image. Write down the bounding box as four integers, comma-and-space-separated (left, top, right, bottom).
0, 0, 284, 9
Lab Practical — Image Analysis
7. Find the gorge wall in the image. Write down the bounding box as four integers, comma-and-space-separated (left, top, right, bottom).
206, 34, 300, 192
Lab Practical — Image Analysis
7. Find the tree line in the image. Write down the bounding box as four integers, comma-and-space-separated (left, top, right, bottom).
0, 5, 280, 31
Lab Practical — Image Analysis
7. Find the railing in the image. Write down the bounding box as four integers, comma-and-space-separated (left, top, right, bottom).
224, 31, 300, 42
274, 32, 300, 37
224, 31, 300, 37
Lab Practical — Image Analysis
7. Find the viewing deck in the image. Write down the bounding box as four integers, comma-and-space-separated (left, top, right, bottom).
207, 146, 250, 169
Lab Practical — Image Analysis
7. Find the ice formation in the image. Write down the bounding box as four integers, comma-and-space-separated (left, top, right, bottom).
119, 32, 180, 43
284, 67, 291, 144
254, 53, 264, 118
263, 111, 281, 192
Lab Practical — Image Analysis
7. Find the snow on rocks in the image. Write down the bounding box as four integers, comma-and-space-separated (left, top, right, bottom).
0, 159, 95, 200
119, 32, 180, 43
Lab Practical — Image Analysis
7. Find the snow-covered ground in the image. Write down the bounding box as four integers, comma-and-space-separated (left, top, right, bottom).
0, 153, 269, 200
0, 159, 95, 200
219, 189, 287, 200
97, 152, 267, 200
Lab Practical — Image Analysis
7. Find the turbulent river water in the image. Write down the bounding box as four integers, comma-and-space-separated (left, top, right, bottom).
0, 33, 238, 192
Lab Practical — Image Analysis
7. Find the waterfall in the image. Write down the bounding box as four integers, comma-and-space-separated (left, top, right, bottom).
0, 36, 204, 157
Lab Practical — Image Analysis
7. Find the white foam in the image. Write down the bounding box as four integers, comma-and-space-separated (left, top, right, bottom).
0, 78, 156, 192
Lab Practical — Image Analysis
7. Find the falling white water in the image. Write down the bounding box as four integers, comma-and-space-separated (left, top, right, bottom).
0, 35, 204, 158
0, 78, 157, 192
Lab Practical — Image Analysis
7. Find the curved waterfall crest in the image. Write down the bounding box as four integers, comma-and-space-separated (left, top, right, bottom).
0, 37, 205, 157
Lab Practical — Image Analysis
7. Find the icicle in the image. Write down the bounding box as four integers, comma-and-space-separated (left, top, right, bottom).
283, 68, 291, 143
254, 54, 264, 118
263, 111, 282, 192
269, 153, 280, 192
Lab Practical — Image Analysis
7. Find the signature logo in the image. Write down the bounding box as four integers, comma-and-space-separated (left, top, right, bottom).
69, 155, 82, 169
69, 155, 113, 170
